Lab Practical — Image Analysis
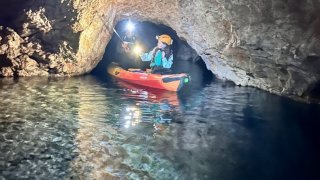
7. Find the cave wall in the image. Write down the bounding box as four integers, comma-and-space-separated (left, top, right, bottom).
1, 0, 320, 101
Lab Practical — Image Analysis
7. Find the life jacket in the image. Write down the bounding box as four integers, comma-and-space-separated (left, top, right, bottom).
151, 47, 173, 68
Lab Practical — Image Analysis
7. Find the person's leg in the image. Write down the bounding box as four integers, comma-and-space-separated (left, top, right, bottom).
151, 67, 172, 74
151, 67, 162, 74
163, 68, 172, 74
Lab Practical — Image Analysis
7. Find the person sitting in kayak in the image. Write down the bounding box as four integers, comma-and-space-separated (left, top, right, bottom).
122, 30, 136, 53
140, 34, 173, 74
118, 21, 142, 69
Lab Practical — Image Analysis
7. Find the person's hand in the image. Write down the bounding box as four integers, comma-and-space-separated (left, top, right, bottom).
122, 42, 128, 48
122, 42, 131, 53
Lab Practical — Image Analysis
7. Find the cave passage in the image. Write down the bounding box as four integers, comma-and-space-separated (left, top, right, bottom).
92, 20, 214, 86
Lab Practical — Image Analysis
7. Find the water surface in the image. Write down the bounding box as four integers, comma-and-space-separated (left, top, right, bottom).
0, 76, 319, 180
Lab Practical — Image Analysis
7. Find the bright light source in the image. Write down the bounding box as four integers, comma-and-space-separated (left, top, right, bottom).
133, 45, 143, 55
126, 21, 135, 32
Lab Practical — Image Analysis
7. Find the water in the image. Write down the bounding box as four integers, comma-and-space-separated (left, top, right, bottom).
0, 76, 319, 180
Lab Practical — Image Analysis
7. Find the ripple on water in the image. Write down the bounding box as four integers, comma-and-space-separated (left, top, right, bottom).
1, 76, 320, 180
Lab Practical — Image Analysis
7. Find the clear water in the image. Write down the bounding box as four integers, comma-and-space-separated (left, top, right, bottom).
0, 76, 319, 180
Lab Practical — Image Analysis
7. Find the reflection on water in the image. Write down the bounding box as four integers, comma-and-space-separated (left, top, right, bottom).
118, 81, 179, 129
119, 81, 180, 107
0, 76, 320, 180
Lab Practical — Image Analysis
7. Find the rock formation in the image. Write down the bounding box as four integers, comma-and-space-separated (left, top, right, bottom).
0, 0, 320, 101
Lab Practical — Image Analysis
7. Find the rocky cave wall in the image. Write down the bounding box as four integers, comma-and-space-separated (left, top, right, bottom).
0, 0, 320, 101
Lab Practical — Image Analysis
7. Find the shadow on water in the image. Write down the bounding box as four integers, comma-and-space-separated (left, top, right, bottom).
0, 75, 320, 180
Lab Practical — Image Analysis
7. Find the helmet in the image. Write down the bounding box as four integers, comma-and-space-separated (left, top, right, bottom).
156, 34, 173, 45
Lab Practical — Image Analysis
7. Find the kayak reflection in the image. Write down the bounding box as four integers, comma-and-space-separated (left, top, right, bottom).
117, 81, 180, 106
117, 81, 180, 133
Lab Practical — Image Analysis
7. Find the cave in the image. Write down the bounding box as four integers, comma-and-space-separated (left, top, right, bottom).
1, 1, 320, 179
92, 20, 214, 86
1, 0, 320, 101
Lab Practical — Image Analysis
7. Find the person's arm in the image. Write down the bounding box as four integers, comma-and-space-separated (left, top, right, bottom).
162, 54, 173, 68
140, 48, 156, 62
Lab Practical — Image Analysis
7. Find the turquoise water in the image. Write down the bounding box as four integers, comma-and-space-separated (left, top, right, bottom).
0, 76, 319, 179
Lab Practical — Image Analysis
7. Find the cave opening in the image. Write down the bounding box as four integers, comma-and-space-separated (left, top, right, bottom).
92, 20, 214, 86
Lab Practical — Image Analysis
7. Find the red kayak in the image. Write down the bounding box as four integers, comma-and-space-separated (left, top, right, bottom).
107, 63, 190, 91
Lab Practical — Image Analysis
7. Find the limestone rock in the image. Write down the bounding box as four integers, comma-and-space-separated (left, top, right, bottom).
1, 67, 14, 77
24, 7, 53, 35
0, 0, 320, 101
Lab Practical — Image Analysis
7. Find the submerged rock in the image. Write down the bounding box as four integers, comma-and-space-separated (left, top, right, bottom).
0, 0, 320, 101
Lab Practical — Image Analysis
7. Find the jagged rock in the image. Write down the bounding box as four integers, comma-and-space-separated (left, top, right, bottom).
23, 7, 53, 36
0, 0, 320, 101
16, 55, 48, 76
1, 67, 14, 77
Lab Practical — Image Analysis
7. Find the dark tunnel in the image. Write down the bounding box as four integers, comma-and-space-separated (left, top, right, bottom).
92, 20, 214, 87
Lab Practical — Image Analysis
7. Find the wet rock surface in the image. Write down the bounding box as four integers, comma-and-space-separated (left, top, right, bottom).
1, 0, 320, 100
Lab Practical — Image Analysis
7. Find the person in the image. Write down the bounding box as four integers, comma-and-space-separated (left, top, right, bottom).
122, 30, 136, 53
140, 34, 173, 74
118, 23, 141, 69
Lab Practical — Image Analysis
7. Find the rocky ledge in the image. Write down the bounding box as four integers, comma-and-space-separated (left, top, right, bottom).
0, 0, 320, 102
